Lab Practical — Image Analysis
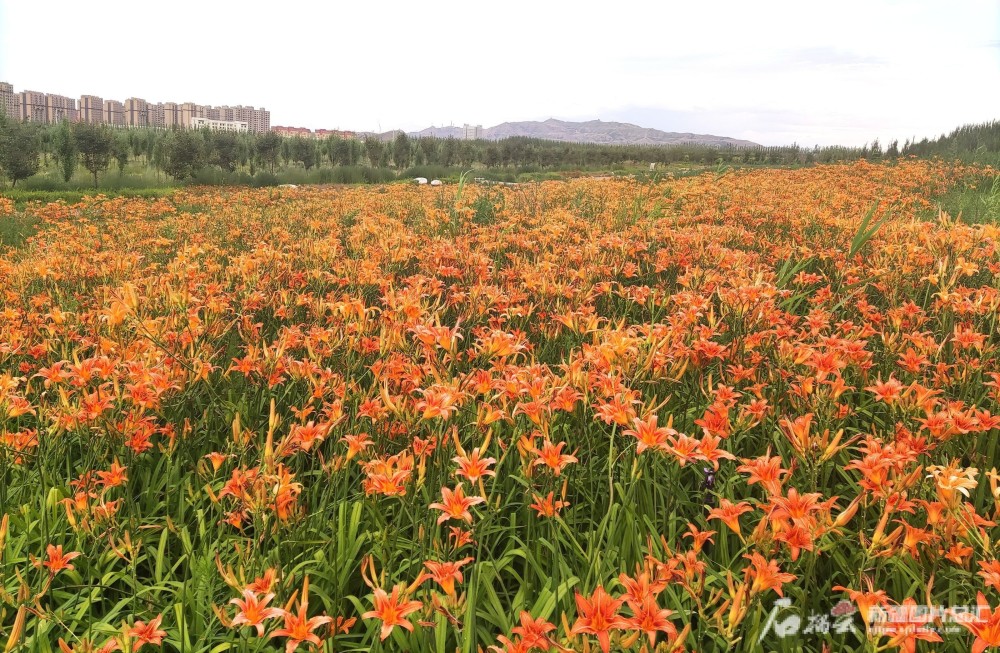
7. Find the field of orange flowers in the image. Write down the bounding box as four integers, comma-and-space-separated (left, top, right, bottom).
2, 160, 1000, 652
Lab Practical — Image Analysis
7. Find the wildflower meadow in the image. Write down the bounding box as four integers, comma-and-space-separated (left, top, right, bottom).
3, 161, 1000, 652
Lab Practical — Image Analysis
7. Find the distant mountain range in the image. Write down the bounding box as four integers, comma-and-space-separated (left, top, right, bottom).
387, 118, 759, 148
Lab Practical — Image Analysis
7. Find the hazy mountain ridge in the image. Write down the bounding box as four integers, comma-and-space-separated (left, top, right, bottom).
403, 118, 759, 147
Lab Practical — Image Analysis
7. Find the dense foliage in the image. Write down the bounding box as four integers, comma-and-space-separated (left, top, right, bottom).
0, 117, 938, 192
902, 121, 1000, 165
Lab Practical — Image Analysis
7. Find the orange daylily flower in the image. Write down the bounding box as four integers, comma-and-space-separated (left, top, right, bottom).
623, 414, 675, 454
624, 594, 677, 647
743, 553, 795, 597
738, 453, 789, 496
881, 598, 943, 653
529, 492, 569, 518
362, 584, 424, 641
423, 557, 474, 596
429, 483, 486, 524
833, 578, 890, 624
58, 638, 120, 653
707, 499, 754, 539
129, 614, 167, 651
978, 560, 1000, 592
453, 448, 497, 483
44, 544, 82, 574
571, 586, 628, 653
341, 432, 374, 461
204, 452, 231, 472
270, 578, 333, 653
866, 376, 904, 404
246, 568, 278, 594
511, 611, 557, 650
956, 592, 1000, 653
229, 589, 284, 636
530, 440, 578, 475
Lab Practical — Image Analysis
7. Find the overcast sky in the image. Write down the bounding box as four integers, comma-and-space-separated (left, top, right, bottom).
1, 0, 998, 146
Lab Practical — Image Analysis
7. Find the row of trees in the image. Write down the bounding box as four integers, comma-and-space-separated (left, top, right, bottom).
898, 121, 1000, 161
0, 117, 374, 186
0, 117, 129, 187
4, 117, 997, 188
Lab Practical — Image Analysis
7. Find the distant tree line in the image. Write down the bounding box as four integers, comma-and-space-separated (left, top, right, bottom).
2, 115, 998, 189
898, 120, 1000, 163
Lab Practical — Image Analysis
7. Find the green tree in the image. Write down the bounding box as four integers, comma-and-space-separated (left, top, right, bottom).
210, 131, 242, 172
0, 117, 41, 187
418, 138, 439, 166
347, 139, 362, 166
364, 137, 384, 168
39, 127, 52, 166
280, 138, 292, 166
328, 136, 352, 167
870, 138, 883, 160
484, 144, 501, 168
441, 138, 459, 166
73, 122, 115, 187
289, 136, 317, 170
164, 129, 206, 180
113, 132, 130, 175
52, 120, 77, 183
393, 132, 412, 169
255, 132, 282, 173
129, 131, 144, 160
145, 132, 157, 163
151, 138, 166, 182
236, 135, 250, 170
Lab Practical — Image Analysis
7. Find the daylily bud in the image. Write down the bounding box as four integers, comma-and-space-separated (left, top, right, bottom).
833, 496, 862, 528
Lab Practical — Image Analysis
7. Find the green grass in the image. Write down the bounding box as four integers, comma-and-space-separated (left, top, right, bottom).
0, 213, 41, 248
15, 162, 174, 191
926, 172, 1000, 224
1, 188, 175, 208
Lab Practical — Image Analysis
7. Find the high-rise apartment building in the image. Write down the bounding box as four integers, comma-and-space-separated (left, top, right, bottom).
2, 82, 272, 134
0, 82, 16, 120
219, 104, 268, 133
18, 91, 47, 122
463, 124, 483, 140
247, 106, 270, 134
45, 94, 78, 123
125, 98, 149, 128
148, 102, 166, 128
104, 100, 125, 126
79, 95, 104, 124
163, 102, 180, 128
179, 102, 202, 127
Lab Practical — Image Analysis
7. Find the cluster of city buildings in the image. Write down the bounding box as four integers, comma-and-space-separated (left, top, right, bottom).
1, 81, 481, 142
0, 81, 270, 133
271, 126, 357, 140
